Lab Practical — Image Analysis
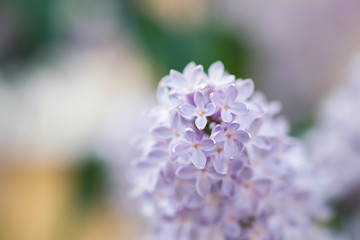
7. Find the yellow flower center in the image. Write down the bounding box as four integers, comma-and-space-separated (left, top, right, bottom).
222, 105, 227, 110
199, 112, 204, 116
216, 147, 221, 152
194, 143, 199, 147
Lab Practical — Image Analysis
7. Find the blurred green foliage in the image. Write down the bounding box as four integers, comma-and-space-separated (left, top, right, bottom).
0, 0, 57, 66
116, 0, 255, 84
73, 154, 109, 211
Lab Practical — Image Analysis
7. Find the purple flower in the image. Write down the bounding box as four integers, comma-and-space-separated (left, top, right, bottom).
173, 128, 215, 169
210, 84, 248, 123
245, 118, 272, 161
129, 61, 334, 240
206, 61, 235, 88
211, 122, 250, 158
176, 165, 221, 197
164, 62, 206, 94
179, 91, 216, 130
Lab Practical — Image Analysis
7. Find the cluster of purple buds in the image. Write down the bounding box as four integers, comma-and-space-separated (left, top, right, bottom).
131, 61, 340, 240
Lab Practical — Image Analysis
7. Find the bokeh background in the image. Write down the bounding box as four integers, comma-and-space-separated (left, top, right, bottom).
1, 0, 360, 239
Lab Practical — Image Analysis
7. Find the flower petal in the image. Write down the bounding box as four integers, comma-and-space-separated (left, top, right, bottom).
253, 136, 272, 150
169, 70, 187, 89
151, 126, 173, 139
210, 92, 224, 107
222, 177, 236, 198
236, 79, 254, 100
194, 91, 206, 108
233, 130, 251, 143
191, 149, 207, 169
248, 118, 262, 135
147, 149, 168, 161
203, 103, 216, 116
224, 84, 237, 104
179, 104, 197, 117
211, 130, 226, 143
184, 128, 198, 142
208, 61, 224, 79
195, 115, 207, 130
224, 139, 238, 157
221, 109, 233, 123
199, 138, 215, 151
196, 174, 211, 197
175, 166, 198, 179
227, 122, 240, 132
229, 102, 247, 116
173, 143, 191, 156
213, 155, 228, 174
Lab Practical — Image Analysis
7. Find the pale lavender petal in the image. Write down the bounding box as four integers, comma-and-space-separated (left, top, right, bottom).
191, 149, 207, 169
236, 79, 254, 100
147, 149, 168, 161
173, 143, 191, 156
213, 155, 228, 174
194, 91, 206, 108
232, 130, 251, 143
224, 85, 237, 104
224, 139, 238, 157
156, 82, 169, 103
196, 174, 211, 197
184, 128, 198, 142
222, 75, 235, 85
175, 166, 198, 179
210, 92, 224, 107
230, 160, 243, 174
199, 139, 215, 151
206, 167, 224, 180
179, 104, 197, 117
171, 111, 182, 130
223, 221, 242, 238
183, 61, 196, 75
246, 145, 255, 161
208, 61, 224, 79
163, 162, 175, 181
222, 177, 236, 198
247, 102, 264, 114
227, 122, 240, 132
237, 142, 245, 152
248, 118, 262, 135
192, 65, 205, 84
195, 115, 207, 130
169, 70, 187, 88
203, 103, 216, 116
212, 124, 224, 134
211, 130, 226, 143
253, 136, 272, 150
151, 126, 173, 139
253, 179, 272, 197
229, 102, 247, 116
221, 109, 233, 123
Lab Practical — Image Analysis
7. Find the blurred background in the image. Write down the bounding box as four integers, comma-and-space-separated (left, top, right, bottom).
1, 0, 360, 239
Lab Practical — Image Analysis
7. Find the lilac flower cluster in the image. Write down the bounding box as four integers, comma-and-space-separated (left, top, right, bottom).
132, 61, 339, 240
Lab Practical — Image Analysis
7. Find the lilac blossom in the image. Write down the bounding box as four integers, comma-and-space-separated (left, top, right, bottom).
130, 61, 340, 240
173, 128, 215, 169
210, 84, 248, 122
179, 91, 215, 130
